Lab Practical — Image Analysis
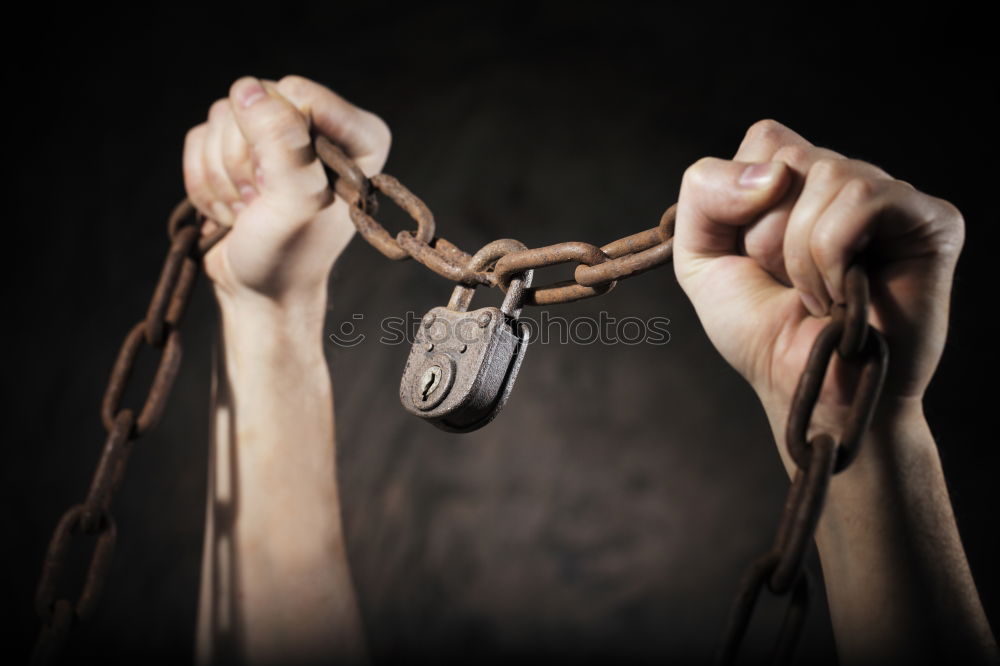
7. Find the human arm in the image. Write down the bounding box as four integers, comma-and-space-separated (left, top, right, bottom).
181, 75, 391, 664
673, 119, 997, 663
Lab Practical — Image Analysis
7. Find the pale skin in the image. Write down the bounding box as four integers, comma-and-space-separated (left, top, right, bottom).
184, 75, 389, 665
183, 75, 997, 664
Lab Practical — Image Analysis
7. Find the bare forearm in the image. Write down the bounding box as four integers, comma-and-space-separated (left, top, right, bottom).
766, 400, 997, 664
197, 291, 365, 664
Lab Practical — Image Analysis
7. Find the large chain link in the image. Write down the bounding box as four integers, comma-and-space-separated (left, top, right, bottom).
716, 265, 889, 664
31, 200, 218, 665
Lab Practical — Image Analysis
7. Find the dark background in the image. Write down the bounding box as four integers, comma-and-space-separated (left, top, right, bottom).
3, 3, 997, 664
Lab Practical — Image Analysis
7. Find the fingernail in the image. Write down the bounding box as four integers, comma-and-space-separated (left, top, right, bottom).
231, 200, 245, 213
238, 184, 257, 201
800, 292, 826, 317
254, 167, 265, 187
238, 79, 266, 108
739, 162, 777, 188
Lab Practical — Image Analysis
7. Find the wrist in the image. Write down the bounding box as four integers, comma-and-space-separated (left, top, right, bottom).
762, 392, 942, 544
761, 392, 932, 480
216, 285, 329, 367
813, 405, 943, 563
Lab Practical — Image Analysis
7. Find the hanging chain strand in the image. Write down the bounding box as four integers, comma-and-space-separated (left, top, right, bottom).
30, 200, 220, 665
716, 264, 889, 665
31, 135, 888, 665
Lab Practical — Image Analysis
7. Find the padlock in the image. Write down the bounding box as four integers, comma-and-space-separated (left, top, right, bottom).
400, 243, 533, 433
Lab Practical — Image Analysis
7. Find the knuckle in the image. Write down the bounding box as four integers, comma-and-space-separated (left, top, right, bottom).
183, 174, 211, 214
930, 196, 966, 256
364, 111, 393, 151
184, 124, 207, 151
809, 226, 838, 266
841, 177, 877, 205
183, 161, 201, 187
807, 157, 849, 184
743, 119, 785, 149
936, 197, 964, 228
208, 98, 230, 121
772, 144, 809, 167
277, 74, 311, 98
682, 156, 718, 189
182, 127, 207, 186
182, 163, 203, 195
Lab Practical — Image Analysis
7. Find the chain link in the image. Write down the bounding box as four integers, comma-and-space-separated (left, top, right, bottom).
31, 204, 211, 664
717, 264, 889, 664
716, 553, 812, 666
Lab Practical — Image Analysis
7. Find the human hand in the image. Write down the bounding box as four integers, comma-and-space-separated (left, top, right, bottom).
672, 120, 964, 467
183, 75, 391, 310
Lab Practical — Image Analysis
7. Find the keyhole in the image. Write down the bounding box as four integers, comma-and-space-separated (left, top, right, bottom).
420, 366, 442, 401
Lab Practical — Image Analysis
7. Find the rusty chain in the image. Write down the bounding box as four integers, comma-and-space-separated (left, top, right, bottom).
30, 135, 676, 664
31, 200, 220, 665
32, 135, 887, 664
716, 265, 889, 665
314, 136, 677, 303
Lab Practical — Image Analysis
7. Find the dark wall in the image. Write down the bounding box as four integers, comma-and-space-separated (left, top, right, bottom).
4, 4, 997, 664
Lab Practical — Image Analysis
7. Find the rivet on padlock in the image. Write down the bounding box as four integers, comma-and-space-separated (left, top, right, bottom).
399, 240, 533, 432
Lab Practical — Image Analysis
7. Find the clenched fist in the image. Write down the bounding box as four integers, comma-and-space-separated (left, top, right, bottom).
673, 120, 965, 470
183, 75, 391, 306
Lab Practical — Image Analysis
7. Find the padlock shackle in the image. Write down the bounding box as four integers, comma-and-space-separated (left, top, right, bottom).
500, 269, 533, 319
447, 239, 532, 313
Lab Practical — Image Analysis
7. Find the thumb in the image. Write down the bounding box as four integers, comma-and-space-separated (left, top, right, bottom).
675, 158, 791, 259
228, 76, 331, 223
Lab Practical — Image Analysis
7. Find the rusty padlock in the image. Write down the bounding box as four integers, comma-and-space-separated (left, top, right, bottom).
400, 241, 533, 433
